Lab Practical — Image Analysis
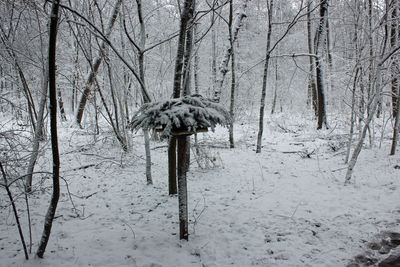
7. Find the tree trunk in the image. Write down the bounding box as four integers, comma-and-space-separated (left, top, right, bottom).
182, 3, 195, 172
390, 87, 400, 155
36, 0, 61, 258
136, 0, 153, 184
211, 18, 217, 97
57, 88, 67, 121
315, 0, 328, 130
213, 0, 248, 102
390, 4, 399, 119
75, 0, 122, 126
306, 0, 317, 115
345, 66, 360, 164
193, 23, 200, 94
325, 8, 334, 94
25, 65, 49, 192
228, 0, 235, 149
271, 57, 278, 115
256, 0, 274, 153
177, 135, 188, 240
168, 137, 177, 195
169, 0, 193, 195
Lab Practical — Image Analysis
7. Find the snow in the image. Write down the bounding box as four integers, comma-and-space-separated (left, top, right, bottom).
130, 95, 230, 139
1, 112, 399, 266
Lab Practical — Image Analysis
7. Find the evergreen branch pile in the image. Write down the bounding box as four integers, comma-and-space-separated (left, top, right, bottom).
129, 95, 231, 139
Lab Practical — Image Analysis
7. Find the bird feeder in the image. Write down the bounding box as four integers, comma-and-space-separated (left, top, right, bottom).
130, 95, 230, 240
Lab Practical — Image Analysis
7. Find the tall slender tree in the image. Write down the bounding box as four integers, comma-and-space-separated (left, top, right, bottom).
36, 0, 61, 258
256, 0, 274, 153
315, 0, 329, 129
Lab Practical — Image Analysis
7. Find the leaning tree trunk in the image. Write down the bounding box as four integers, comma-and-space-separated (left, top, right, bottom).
36, 0, 61, 258
75, 0, 122, 126
256, 0, 274, 154
25, 65, 49, 192
315, 0, 329, 130
213, 0, 248, 102
345, 45, 400, 184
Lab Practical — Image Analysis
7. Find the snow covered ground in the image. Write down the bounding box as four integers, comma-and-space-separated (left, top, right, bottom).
1, 113, 399, 266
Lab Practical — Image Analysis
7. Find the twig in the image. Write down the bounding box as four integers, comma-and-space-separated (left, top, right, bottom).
0, 162, 29, 260
120, 219, 136, 239
60, 176, 80, 217
64, 164, 96, 172
192, 193, 207, 235
70, 191, 98, 199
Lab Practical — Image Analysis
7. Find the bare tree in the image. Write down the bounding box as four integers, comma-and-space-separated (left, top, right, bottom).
315, 0, 329, 130
75, 0, 122, 126
213, 0, 248, 102
307, 0, 317, 115
168, 0, 194, 195
256, 0, 274, 154
36, 0, 61, 258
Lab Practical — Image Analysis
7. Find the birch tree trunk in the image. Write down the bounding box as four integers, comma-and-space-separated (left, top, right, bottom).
37, 0, 61, 257
315, 0, 329, 130
256, 0, 274, 153
213, 0, 248, 102
136, 0, 153, 185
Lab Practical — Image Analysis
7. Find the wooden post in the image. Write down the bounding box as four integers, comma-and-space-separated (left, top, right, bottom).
168, 136, 177, 195
177, 135, 188, 240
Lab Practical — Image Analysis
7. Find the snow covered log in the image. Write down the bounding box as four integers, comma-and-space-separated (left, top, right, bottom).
129, 95, 231, 139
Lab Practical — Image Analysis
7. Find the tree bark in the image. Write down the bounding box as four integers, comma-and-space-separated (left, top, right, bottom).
169, 0, 193, 195
213, 0, 248, 102
307, 0, 317, 115
136, 0, 153, 184
256, 0, 274, 153
36, 0, 61, 258
228, 0, 235, 148
25, 65, 49, 192
75, 0, 122, 126
315, 0, 328, 130
177, 135, 188, 240
390, 87, 400, 155
390, 4, 399, 118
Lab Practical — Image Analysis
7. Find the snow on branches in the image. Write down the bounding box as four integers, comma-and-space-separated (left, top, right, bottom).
129, 95, 231, 139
